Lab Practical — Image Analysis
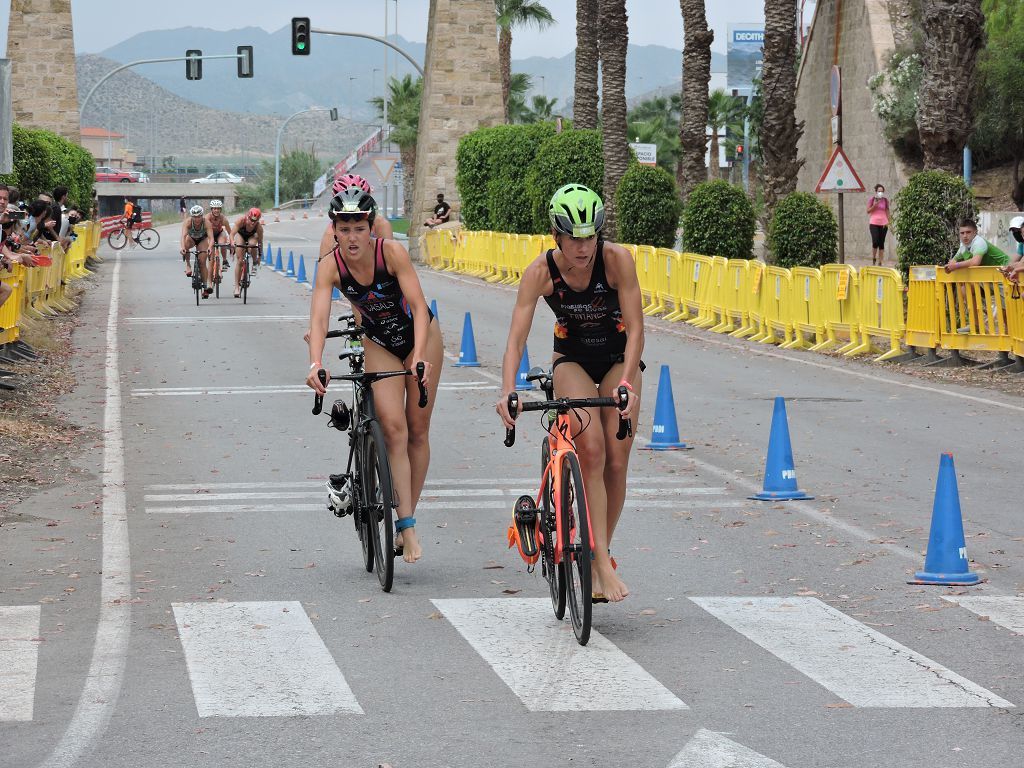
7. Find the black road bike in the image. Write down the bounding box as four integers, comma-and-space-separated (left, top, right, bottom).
235, 244, 260, 304
312, 315, 428, 592
183, 246, 205, 306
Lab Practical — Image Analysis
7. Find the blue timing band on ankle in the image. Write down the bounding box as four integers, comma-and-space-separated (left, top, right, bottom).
395, 517, 416, 533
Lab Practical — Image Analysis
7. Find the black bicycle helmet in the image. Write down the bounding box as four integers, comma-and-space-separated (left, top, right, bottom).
329, 187, 377, 226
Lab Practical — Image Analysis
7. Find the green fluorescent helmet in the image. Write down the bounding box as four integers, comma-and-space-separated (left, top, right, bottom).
548, 184, 605, 238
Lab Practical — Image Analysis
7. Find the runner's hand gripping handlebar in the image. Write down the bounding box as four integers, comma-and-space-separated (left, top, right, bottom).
312, 369, 327, 415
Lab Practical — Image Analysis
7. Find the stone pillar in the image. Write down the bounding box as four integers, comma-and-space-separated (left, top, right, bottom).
795, 0, 915, 265
408, 0, 504, 259
6, 0, 81, 144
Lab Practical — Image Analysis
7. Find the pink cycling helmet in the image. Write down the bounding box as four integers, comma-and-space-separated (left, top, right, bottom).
332, 173, 372, 194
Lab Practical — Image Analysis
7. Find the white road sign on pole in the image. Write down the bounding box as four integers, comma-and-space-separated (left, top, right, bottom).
629, 142, 657, 166
372, 157, 397, 184
815, 146, 864, 193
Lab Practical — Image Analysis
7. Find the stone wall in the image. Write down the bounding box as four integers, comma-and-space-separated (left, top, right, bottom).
6, 0, 80, 144
795, 0, 916, 264
408, 0, 504, 260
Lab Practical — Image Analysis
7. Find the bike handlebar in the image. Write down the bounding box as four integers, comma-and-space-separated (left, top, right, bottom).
504, 386, 631, 447
312, 369, 327, 415
415, 362, 428, 409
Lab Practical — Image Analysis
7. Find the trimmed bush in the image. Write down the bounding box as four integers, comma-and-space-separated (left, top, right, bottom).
767, 192, 838, 268
680, 179, 756, 259
892, 170, 976, 274
455, 128, 497, 230
0, 124, 95, 209
615, 164, 682, 248
525, 129, 604, 233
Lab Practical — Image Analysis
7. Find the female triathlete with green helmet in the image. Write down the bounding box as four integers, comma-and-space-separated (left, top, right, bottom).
496, 184, 644, 603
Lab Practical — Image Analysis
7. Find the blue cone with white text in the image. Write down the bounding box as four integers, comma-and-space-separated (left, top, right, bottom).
515, 344, 533, 390
286, 251, 296, 277
296, 254, 308, 284
910, 453, 980, 585
644, 364, 689, 449
454, 312, 480, 367
750, 397, 813, 500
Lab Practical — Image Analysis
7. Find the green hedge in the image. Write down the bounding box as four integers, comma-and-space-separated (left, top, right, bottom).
892, 170, 976, 274
767, 191, 838, 268
615, 164, 682, 248
681, 179, 756, 259
0, 124, 95, 208
454, 129, 495, 230
525, 129, 604, 233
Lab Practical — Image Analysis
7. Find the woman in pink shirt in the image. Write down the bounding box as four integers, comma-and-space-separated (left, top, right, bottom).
867, 183, 890, 266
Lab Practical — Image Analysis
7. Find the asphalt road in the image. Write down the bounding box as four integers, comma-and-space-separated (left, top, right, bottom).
1, 216, 1021, 768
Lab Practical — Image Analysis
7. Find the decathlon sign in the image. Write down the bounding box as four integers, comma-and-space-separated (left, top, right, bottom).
728, 24, 764, 92
732, 30, 765, 44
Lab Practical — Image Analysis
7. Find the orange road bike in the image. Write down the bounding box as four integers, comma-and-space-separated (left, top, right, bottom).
503, 368, 630, 645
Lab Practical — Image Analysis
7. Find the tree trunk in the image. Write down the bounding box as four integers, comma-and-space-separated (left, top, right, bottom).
677, 0, 713, 203
708, 128, 720, 180
500, 27, 513, 124
574, 0, 600, 129
916, 0, 985, 174
599, 0, 629, 240
1012, 155, 1024, 211
400, 144, 416, 220
760, 0, 804, 226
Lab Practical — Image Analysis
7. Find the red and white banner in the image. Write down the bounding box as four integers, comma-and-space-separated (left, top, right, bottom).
99, 212, 153, 236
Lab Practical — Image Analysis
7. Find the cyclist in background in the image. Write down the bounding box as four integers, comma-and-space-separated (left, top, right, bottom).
318, 174, 393, 262
495, 184, 644, 604
231, 207, 264, 298
123, 197, 135, 237
306, 188, 443, 565
207, 199, 231, 269
180, 204, 213, 297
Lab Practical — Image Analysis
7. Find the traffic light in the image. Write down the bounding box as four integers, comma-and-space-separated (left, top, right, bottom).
237, 45, 253, 78
329, 108, 338, 121
185, 49, 202, 80
736, 144, 745, 162
292, 18, 311, 55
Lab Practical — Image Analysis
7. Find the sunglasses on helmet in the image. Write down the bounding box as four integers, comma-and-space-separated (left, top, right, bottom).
332, 210, 371, 222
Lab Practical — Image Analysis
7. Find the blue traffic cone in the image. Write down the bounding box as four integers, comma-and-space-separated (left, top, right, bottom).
430, 298, 439, 320
515, 344, 533, 390
454, 312, 480, 367
274, 247, 283, 271
264, 243, 272, 266
909, 453, 980, 585
286, 251, 296, 277
332, 285, 342, 301
296, 255, 308, 283
750, 397, 813, 500
642, 365, 690, 450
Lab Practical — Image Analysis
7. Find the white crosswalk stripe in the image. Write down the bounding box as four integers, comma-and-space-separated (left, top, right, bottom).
668, 729, 789, 768
126, 315, 307, 324
0, 605, 41, 721
172, 601, 362, 718
142, 477, 738, 514
691, 597, 1014, 708
941, 596, 1024, 634
131, 382, 497, 396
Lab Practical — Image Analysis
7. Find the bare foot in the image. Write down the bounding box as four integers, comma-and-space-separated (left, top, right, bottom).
593, 561, 629, 602
395, 526, 422, 563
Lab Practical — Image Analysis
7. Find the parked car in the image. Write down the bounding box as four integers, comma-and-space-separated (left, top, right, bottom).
95, 166, 137, 183
189, 171, 245, 184
128, 171, 150, 183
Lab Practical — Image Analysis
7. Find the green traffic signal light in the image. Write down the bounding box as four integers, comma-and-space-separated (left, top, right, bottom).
292, 17, 310, 55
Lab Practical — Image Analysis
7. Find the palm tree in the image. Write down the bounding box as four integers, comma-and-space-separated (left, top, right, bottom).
574, 0, 600, 129
706, 89, 745, 180
599, 0, 629, 239
506, 72, 534, 124
496, 0, 555, 123
916, 0, 985, 172
760, 0, 804, 223
678, 0, 714, 202
371, 74, 422, 217
525, 94, 559, 123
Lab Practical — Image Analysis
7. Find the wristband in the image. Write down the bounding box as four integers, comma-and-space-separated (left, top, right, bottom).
310, 361, 322, 370
618, 379, 634, 392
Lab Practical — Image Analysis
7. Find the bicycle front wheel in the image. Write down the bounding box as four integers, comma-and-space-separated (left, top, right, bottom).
561, 452, 592, 646
136, 227, 160, 250
363, 421, 395, 592
107, 229, 127, 250
540, 438, 565, 620
241, 258, 249, 304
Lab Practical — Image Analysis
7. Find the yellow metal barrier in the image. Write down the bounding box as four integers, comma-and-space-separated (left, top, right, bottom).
655, 249, 686, 321
634, 245, 661, 314
1, 264, 27, 346
745, 260, 768, 340
904, 265, 940, 352
759, 267, 794, 345
786, 267, 825, 349
697, 256, 730, 331
679, 253, 712, 323
936, 267, 1013, 353
813, 265, 860, 353
843, 267, 905, 361
721, 259, 755, 337
1006, 280, 1024, 361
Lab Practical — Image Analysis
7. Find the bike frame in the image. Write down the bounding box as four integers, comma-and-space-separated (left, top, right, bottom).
535, 413, 594, 567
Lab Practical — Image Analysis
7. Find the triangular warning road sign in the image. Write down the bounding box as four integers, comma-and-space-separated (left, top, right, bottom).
815, 145, 864, 193
372, 157, 397, 184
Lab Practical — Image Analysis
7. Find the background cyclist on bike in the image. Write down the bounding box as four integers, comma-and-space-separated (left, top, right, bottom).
317, 174, 393, 261
306, 188, 443, 565
180, 204, 214, 297
496, 184, 644, 603
206, 199, 231, 270
231, 207, 264, 299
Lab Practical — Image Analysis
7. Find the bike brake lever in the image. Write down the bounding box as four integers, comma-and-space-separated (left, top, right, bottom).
415, 362, 428, 408
615, 385, 632, 441
312, 369, 327, 415
504, 392, 519, 447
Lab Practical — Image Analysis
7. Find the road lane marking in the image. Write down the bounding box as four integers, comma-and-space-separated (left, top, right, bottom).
668, 729, 788, 768
0, 606, 41, 721
690, 597, 1014, 707
147, 503, 326, 514
131, 382, 497, 396
126, 315, 306, 323
941, 596, 1024, 634
38, 254, 132, 768
143, 476, 706, 491
431, 598, 687, 712
145, 491, 327, 502
172, 601, 362, 718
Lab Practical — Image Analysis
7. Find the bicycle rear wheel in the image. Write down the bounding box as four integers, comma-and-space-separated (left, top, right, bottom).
560, 452, 592, 646
107, 230, 127, 250
363, 421, 395, 592
136, 228, 160, 250
241, 258, 249, 304
540, 438, 565, 620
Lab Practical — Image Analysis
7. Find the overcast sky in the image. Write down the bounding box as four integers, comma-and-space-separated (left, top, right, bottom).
1, 1, 816, 59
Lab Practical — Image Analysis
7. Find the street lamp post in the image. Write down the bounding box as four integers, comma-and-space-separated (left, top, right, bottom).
274, 106, 335, 208
348, 76, 357, 119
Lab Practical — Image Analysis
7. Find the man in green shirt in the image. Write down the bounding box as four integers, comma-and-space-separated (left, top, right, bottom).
945, 218, 1009, 272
